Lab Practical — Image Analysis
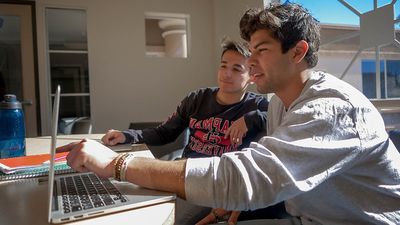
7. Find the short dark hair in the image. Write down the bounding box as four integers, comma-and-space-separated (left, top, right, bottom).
221, 40, 251, 58
239, 3, 320, 68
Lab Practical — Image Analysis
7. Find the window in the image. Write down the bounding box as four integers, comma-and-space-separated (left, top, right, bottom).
386, 60, 400, 98
362, 59, 400, 99
277, 0, 400, 130
45, 8, 91, 134
283, 0, 400, 100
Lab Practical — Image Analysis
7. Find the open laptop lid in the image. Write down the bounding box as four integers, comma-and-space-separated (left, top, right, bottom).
48, 85, 61, 223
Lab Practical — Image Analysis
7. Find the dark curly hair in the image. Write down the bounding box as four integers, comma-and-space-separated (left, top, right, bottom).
240, 3, 320, 68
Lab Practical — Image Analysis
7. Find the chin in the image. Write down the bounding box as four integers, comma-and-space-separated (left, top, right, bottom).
219, 85, 233, 91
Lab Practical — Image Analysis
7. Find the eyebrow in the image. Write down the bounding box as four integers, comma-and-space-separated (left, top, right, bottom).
220, 60, 245, 69
251, 41, 271, 51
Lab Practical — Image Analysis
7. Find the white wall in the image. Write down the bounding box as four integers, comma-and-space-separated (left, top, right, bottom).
35, 0, 216, 134
213, 0, 264, 93
316, 51, 363, 91
87, 0, 218, 133
213, 0, 263, 57
35, 0, 264, 134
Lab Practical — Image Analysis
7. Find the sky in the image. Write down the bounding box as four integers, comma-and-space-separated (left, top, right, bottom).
284, 0, 399, 26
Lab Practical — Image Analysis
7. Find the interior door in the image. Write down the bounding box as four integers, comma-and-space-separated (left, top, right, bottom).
0, 3, 38, 137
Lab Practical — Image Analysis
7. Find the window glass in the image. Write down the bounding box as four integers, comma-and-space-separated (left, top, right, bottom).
286, 0, 399, 25
0, 15, 22, 100
50, 53, 89, 93
46, 8, 87, 51
387, 60, 400, 98
361, 60, 384, 99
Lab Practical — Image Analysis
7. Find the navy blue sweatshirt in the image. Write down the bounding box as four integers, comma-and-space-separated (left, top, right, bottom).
123, 87, 268, 158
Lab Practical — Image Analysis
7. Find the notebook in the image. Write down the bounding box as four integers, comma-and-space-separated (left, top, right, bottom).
0, 163, 73, 181
0, 85, 176, 224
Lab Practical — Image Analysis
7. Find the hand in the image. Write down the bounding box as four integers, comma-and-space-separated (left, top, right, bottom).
225, 116, 248, 146
101, 129, 126, 146
196, 208, 241, 225
57, 139, 118, 178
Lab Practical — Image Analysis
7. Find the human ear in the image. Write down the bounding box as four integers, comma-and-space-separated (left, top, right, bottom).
292, 40, 309, 64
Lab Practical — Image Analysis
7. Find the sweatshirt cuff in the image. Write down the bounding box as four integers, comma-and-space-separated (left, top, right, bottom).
185, 157, 219, 207
244, 111, 257, 129
122, 131, 133, 144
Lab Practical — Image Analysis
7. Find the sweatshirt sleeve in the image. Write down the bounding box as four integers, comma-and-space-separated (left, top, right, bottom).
122, 92, 194, 145
184, 97, 383, 211
243, 96, 268, 131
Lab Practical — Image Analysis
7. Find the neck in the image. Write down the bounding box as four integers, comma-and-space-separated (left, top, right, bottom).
216, 90, 246, 105
276, 69, 312, 109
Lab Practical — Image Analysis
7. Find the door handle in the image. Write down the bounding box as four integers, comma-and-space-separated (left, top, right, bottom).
21, 100, 33, 106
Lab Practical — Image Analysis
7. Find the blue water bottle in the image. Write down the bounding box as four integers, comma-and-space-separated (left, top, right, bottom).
0, 94, 26, 158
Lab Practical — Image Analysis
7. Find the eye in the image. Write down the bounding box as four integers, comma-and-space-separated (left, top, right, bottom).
220, 64, 227, 69
231, 65, 244, 72
258, 48, 268, 53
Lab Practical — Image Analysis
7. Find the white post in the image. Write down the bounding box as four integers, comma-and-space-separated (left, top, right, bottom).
158, 19, 187, 58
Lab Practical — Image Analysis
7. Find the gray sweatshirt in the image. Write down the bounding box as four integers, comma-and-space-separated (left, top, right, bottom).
185, 71, 400, 225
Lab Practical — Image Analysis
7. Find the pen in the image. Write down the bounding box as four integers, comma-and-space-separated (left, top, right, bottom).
42, 155, 67, 165
54, 155, 67, 162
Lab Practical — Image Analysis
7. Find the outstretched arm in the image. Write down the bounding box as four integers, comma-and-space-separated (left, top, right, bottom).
102, 129, 126, 146
122, 94, 193, 145
57, 139, 187, 198
125, 156, 186, 198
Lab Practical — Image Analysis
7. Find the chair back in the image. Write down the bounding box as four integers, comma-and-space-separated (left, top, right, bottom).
70, 117, 92, 134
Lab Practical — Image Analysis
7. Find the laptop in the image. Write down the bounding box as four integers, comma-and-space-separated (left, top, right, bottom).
0, 85, 175, 224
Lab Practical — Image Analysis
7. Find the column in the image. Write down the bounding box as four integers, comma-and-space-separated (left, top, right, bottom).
158, 19, 187, 58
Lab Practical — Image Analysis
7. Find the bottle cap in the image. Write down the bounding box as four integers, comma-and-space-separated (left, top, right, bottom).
0, 94, 22, 109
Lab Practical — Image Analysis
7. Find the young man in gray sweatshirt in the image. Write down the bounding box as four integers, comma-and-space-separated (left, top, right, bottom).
60, 3, 400, 225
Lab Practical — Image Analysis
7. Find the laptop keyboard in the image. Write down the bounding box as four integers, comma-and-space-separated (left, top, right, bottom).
59, 173, 127, 214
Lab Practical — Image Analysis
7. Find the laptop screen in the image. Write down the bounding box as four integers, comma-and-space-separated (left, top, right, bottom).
48, 85, 61, 223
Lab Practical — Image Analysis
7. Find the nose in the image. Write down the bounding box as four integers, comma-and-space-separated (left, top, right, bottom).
246, 54, 256, 67
246, 56, 257, 76
222, 68, 232, 78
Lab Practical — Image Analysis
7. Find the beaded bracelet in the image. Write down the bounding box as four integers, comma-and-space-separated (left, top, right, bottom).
114, 153, 130, 181
114, 153, 135, 181
120, 154, 135, 181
